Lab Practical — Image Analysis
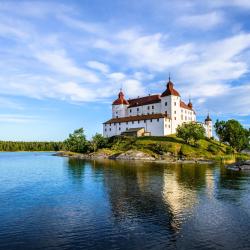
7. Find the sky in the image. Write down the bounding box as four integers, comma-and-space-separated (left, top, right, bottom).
0, 0, 250, 141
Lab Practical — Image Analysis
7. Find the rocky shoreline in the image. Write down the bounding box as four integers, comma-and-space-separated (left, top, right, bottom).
55, 150, 214, 164
226, 160, 250, 171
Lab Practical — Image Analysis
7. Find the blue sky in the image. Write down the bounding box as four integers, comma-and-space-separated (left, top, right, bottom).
0, 0, 250, 141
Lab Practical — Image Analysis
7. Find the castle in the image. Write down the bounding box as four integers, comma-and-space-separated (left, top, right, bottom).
103, 79, 212, 138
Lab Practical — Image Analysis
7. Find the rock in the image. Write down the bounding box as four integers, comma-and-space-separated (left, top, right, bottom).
226, 160, 250, 171
241, 149, 250, 155
110, 150, 155, 161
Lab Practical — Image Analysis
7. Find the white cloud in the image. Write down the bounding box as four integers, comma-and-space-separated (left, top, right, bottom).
177, 12, 224, 30
34, 50, 99, 83
0, 1, 250, 118
0, 114, 39, 123
0, 97, 24, 110
86, 61, 109, 73
107, 72, 126, 82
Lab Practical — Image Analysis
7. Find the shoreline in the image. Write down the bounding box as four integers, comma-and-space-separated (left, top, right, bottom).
55, 151, 215, 164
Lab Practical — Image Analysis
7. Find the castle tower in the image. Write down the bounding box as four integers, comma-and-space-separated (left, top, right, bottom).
205, 113, 213, 138
112, 89, 129, 118
161, 78, 181, 134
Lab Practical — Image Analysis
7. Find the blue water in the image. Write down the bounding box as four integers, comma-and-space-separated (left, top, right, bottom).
0, 152, 250, 250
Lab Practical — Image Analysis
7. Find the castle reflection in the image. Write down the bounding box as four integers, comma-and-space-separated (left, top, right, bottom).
66, 158, 247, 235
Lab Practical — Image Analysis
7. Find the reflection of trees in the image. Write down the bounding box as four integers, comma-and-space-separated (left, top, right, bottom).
215, 165, 249, 202
66, 158, 86, 181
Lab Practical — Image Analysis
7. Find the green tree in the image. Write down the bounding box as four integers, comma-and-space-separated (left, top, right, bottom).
64, 128, 89, 153
91, 133, 108, 152
176, 122, 205, 145
214, 119, 249, 152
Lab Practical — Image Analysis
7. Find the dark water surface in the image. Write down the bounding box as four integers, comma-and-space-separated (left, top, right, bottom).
0, 152, 250, 250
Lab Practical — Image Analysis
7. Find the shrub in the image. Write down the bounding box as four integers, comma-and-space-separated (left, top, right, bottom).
226, 147, 234, 154
207, 144, 218, 153
64, 128, 90, 153
91, 133, 108, 152
176, 122, 205, 145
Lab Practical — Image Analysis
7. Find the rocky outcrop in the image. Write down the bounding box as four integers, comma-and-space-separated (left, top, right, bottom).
109, 150, 155, 161
226, 160, 250, 171
241, 149, 250, 155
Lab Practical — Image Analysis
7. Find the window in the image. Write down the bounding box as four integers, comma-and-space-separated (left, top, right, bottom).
147, 106, 150, 110
137, 108, 139, 111
169, 125, 170, 128
126, 122, 128, 125
174, 117, 176, 120
150, 119, 152, 122
157, 119, 159, 122
116, 116, 118, 118
165, 102, 167, 106
138, 121, 140, 124
152, 105, 154, 109
109, 128, 111, 131
130, 109, 132, 113
119, 122, 121, 125
174, 102, 176, 106
174, 111, 176, 114
116, 111, 118, 114
119, 127, 121, 131
181, 115, 183, 120
105, 129, 107, 131
144, 120, 146, 123
132, 121, 134, 124
152, 112, 154, 114
109, 123, 111, 126
126, 128, 128, 130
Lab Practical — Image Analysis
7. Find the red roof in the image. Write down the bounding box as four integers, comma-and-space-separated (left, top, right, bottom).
104, 113, 171, 124
161, 80, 180, 97
128, 94, 161, 108
180, 101, 194, 111
112, 91, 129, 105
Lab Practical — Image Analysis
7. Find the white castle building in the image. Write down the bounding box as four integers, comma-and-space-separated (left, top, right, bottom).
103, 79, 212, 138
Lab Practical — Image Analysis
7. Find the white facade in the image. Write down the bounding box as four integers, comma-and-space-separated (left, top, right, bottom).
103, 80, 212, 138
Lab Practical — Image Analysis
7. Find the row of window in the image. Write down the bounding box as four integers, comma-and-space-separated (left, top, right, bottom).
181, 109, 193, 115
181, 115, 193, 121
129, 105, 155, 113
105, 118, 161, 127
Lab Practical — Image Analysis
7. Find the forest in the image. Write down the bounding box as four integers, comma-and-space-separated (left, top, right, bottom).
0, 141, 64, 152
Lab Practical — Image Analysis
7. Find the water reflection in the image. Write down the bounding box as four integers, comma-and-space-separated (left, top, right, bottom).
62, 157, 250, 249
66, 158, 86, 181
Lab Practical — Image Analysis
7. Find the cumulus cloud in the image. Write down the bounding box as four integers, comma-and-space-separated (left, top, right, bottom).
0, 114, 39, 123
0, 0, 250, 119
177, 12, 224, 30
86, 61, 109, 73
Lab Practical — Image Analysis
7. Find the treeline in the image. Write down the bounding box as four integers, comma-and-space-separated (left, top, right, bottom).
0, 141, 64, 152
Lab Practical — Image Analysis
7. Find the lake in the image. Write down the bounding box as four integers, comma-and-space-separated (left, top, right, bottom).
0, 152, 249, 250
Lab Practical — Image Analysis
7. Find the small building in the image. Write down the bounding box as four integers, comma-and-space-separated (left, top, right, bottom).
121, 127, 150, 137
103, 79, 212, 138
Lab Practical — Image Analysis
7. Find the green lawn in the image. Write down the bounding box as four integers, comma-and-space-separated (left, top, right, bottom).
103, 135, 249, 162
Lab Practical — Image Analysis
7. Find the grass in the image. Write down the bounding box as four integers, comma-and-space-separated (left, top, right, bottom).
101, 135, 250, 162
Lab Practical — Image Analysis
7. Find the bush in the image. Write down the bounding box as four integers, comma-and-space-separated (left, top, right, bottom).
176, 122, 205, 145
207, 144, 218, 153
64, 128, 90, 153
226, 147, 234, 154
91, 133, 108, 152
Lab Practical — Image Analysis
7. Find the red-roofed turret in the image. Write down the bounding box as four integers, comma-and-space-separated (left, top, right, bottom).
112, 90, 129, 105
161, 79, 180, 97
